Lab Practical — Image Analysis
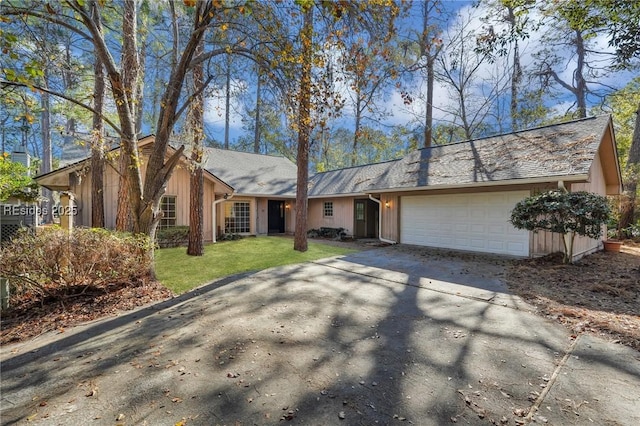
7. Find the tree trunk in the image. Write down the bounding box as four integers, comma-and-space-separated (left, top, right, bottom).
574, 29, 587, 118
294, 4, 313, 253
187, 38, 205, 256
422, 0, 439, 148
224, 54, 231, 150
507, 6, 522, 131
91, 54, 105, 228
425, 54, 435, 148
40, 73, 53, 223
141, 2, 214, 242
135, 36, 146, 136
102, 0, 138, 232
352, 97, 361, 166
254, 67, 262, 154
115, 155, 132, 231
79, 0, 212, 246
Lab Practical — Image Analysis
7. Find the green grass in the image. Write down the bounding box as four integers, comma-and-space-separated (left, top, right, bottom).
155, 236, 356, 294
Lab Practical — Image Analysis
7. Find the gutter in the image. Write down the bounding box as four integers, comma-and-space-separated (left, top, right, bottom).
212, 192, 234, 243
365, 174, 591, 195
367, 194, 397, 245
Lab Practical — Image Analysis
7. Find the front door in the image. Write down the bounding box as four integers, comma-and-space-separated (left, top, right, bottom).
354, 200, 367, 237
268, 200, 285, 234
354, 199, 379, 238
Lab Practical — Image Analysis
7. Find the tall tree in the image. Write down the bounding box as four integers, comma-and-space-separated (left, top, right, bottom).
533, 0, 614, 118
187, 33, 205, 256
343, 43, 397, 166
420, 0, 444, 147
587, 0, 640, 233
253, 66, 262, 153
435, 8, 505, 139
476, 0, 537, 131
293, 3, 313, 252
91, 52, 106, 228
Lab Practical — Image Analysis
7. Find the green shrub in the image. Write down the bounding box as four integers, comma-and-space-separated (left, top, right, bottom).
218, 233, 243, 241
0, 226, 152, 300
156, 226, 190, 248
510, 190, 610, 263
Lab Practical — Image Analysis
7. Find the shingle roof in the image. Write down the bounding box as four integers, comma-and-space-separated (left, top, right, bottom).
310, 115, 611, 194
202, 147, 297, 196
308, 160, 399, 196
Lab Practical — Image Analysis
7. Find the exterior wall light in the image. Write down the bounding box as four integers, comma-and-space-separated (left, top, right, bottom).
385, 201, 390, 208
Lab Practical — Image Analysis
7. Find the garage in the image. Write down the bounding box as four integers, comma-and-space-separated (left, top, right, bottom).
400, 191, 530, 256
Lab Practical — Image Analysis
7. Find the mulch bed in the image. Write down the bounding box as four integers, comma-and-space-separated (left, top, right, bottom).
505, 243, 640, 351
1, 279, 173, 345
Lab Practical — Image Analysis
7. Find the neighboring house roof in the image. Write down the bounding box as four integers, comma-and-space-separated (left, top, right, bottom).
202, 147, 297, 197
59, 142, 92, 167
310, 115, 621, 195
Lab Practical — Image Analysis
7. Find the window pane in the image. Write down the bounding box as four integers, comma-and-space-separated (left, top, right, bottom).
323, 201, 333, 217
356, 202, 364, 220
160, 196, 177, 228
225, 201, 250, 233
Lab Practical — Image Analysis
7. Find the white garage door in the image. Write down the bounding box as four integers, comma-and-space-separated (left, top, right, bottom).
400, 191, 529, 256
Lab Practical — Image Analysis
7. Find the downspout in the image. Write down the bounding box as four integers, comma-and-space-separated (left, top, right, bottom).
212, 192, 234, 243
368, 194, 397, 245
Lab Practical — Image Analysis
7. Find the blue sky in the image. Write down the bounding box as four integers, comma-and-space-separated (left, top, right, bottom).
202, 0, 632, 147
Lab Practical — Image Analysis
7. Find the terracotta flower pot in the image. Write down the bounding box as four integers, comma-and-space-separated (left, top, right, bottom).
603, 240, 622, 253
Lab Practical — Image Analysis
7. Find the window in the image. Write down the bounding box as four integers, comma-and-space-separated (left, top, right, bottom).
225, 201, 251, 233
160, 196, 177, 228
323, 201, 333, 217
355, 201, 364, 220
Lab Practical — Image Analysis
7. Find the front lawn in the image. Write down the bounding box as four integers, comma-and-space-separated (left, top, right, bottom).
155, 236, 356, 294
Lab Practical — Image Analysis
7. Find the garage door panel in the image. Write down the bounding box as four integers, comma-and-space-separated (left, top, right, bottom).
400, 191, 529, 256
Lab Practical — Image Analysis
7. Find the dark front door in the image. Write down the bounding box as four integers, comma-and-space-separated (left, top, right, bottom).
268, 200, 285, 234
354, 199, 378, 238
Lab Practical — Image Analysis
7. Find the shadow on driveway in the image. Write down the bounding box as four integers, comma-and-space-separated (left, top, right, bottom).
1, 247, 638, 425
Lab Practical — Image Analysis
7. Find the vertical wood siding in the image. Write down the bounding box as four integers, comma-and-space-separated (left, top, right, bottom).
568, 151, 607, 258
72, 153, 217, 241
532, 152, 608, 259
256, 198, 267, 234
308, 198, 355, 235
380, 194, 398, 242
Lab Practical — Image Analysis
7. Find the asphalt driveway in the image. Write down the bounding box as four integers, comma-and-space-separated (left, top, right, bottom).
1, 246, 639, 425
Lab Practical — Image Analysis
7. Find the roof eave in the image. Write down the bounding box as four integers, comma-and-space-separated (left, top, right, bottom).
363, 174, 591, 194
229, 192, 296, 198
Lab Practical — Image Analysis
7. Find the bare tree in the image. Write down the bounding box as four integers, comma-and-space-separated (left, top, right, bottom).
417, 0, 445, 147
533, 0, 615, 119
435, 9, 508, 140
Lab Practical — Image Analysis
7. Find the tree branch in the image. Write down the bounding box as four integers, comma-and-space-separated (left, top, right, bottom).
2, 5, 93, 40
174, 74, 215, 123
1, 80, 123, 137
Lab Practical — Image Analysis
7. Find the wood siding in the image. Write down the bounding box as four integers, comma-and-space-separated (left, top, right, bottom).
71, 154, 219, 242
308, 197, 356, 235
532, 151, 608, 260
380, 194, 398, 242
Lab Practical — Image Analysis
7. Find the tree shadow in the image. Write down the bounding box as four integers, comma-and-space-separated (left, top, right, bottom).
1, 251, 637, 425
